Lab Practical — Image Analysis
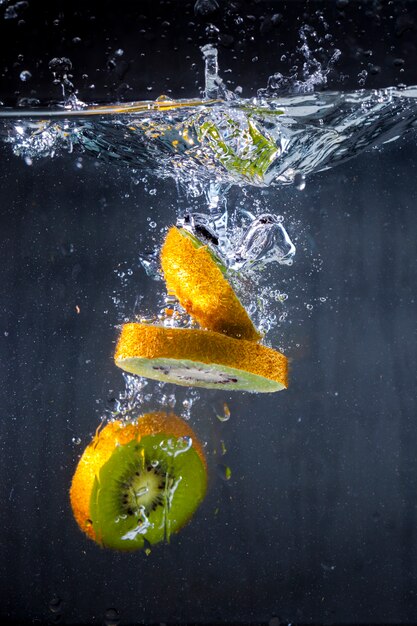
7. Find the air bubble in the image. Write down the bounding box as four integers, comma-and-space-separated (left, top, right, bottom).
72, 437, 81, 445
357, 69, 368, 87
19, 70, 31, 82
48, 597, 63, 614
216, 403, 231, 422
217, 464, 232, 481
104, 608, 120, 626
294, 172, 306, 190
194, 0, 219, 16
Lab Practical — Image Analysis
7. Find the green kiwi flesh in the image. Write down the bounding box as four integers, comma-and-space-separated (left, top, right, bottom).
89, 433, 207, 551
117, 356, 285, 392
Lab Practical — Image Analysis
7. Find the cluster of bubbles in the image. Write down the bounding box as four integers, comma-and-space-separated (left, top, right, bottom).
105, 372, 203, 426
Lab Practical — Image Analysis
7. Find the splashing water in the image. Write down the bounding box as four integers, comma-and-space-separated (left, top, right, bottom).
178, 209, 296, 272
1, 36, 417, 189
2, 41, 417, 421
2, 85, 417, 189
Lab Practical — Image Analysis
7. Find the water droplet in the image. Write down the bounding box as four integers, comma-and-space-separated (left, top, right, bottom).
104, 608, 120, 626
19, 70, 31, 82
48, 597, 63, 614
321, 562, 336, 572
167, 394, 176, 408
201, 44, 223, 99
217, 464, 232, 481
232, 214, 296, 270
4, 1, 28, 20
357, 69, 368, 87
216, 402, 231, 422
294, 172, 306, 190
368, 64, 381, 76
49, 57, 72, 73
194, 0, 219, 16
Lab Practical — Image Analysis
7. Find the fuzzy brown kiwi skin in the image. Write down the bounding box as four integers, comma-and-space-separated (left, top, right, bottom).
161, 227, 261, 341
114, 324, 288, 392
179, 228, 227, 275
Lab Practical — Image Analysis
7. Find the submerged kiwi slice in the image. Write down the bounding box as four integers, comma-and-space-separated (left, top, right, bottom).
160, 226, 261, 341
70, 412, 207, 551
196, 117, 280, 184
115, 323, 287, 392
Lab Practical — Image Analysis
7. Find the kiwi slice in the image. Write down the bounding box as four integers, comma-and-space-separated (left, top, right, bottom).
160, 226, 261, 341
90, 434, 206, 550
114, 323, 287, 393
70, 412, 207, 551
196, 117, 279, 184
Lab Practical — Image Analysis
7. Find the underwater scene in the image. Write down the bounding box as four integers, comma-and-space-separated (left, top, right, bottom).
1, 1, 417, 624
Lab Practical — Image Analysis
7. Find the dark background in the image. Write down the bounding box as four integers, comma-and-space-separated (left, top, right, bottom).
1, 1, 417, 625
0, 0, 416, 105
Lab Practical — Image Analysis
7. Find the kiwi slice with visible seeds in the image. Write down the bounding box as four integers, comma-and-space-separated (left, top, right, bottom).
160, 226, 261, 341
70, 413, 207, 551
90, 434, 206, 551
115, 323, 287, 393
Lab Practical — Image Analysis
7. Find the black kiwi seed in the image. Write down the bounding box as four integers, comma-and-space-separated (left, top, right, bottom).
90, 433, 207, 551
115, 457, 174, 518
